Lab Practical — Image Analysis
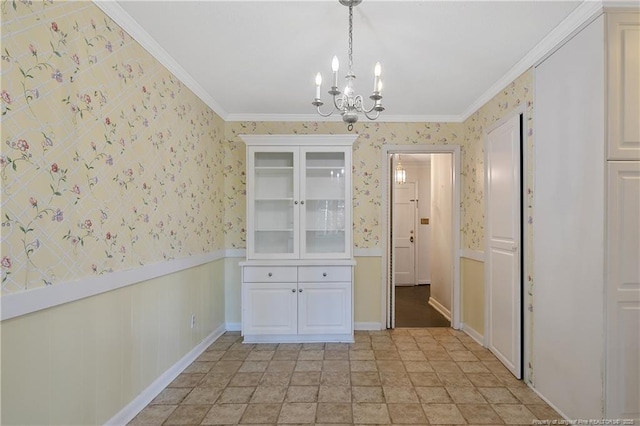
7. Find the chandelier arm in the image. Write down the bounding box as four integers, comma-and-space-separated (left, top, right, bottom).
333, 94, 346, 111
361, 99, 380, 114
315, 104, 335, 117
363, 109, 381, 120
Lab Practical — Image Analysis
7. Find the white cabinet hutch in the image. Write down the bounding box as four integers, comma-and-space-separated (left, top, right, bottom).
239, 134, 357, 343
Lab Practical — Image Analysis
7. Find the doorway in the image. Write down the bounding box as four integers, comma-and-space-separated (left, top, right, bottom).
382, 145, 461, 330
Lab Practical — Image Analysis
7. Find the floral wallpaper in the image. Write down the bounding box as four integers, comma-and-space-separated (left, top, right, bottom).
1, 1, 225, 294
223, 121, 465, 250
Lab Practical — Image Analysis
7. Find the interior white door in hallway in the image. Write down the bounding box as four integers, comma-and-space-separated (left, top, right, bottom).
394, 182, 417, 286
485, 113, 522, 378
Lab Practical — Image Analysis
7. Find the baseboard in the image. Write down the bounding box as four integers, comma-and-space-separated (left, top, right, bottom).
527, 383, 571, 420
354, 322, 384, 331
417, 280, 431, 285
225, 322, 241, 332
428, 297, 452, 321
460, 322, 484, 345
105, 323, 226, 426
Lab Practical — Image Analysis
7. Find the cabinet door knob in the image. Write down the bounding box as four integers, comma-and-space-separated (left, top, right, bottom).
268, 272, 273, 277
322, 272, 327, 277
294, 201, 298, 205
291, 288, 296, 293
300, 200, 305, 205
298, 288, 303, 292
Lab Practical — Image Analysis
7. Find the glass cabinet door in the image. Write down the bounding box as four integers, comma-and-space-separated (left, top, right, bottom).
301, 149, 350, 257
250, 150, 298, 257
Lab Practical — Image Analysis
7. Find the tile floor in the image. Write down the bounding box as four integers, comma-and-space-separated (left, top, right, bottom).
129, 328, 562, 425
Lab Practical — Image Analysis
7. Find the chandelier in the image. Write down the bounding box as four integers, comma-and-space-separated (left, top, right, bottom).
312, 0, 384, 131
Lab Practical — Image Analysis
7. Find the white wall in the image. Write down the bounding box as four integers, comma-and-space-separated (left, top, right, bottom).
430, 154, 453, 314
533, 14, 605, 418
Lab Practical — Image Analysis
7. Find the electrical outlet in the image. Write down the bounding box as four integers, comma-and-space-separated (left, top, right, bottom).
190, 314, 196, 329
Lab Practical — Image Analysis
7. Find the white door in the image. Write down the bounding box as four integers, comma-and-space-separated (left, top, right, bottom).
606, 162, 640, 420
485, 113, 522, 378
243, 282, 297, 335
394, 182, 417, 285
298, 282, 352, 335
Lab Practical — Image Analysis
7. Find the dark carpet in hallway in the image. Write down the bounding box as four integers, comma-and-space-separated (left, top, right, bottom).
395, 284, 450, 327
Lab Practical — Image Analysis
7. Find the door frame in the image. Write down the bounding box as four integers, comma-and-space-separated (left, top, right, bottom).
483, 105, 526, 379
381, 145, 462, 329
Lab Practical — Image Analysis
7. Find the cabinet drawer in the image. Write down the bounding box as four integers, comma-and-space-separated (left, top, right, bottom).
243, 266, 297, 283
298, 266, 351, 282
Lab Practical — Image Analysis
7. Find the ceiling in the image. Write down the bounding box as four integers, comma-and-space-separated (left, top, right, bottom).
106, 0, 587, 122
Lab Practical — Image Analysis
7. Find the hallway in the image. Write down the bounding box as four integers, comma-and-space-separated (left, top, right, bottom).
395, 285, 450, 328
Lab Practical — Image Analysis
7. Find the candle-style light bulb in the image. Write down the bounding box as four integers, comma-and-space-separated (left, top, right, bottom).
373, 62, 381, 92
315, 73, 322, 99
331, 56, 339, 88
377, 79, 383, 93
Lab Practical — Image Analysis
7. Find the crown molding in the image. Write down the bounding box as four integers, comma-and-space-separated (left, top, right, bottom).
225, 113, 464, 123
460, 0, 604, 122
93, 1, 229, 120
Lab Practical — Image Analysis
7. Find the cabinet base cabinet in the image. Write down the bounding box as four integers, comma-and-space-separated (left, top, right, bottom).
241, 264, 355, 343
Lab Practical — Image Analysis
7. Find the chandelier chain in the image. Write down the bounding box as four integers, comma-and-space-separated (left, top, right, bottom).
348, 4, 353, 73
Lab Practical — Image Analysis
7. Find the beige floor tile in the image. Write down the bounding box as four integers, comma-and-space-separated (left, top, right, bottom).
181, 386, 223, 405
321, 371, 350, 386
250, 385, 287, 403
352, 386, 385, 403
285, 385, 319, 402
260, 372, 291, 386
383, 385, 420, 403
509, 386, 546, 404
272, 350, 300, 361
526, 404, 564, 420
316, 403, 353, 423
387, 403, 428, 424
349, 360, 378, 372
326, 343, 350, 351
422, 403, 466, 424
437, 371, 474, 387
229, 372, 264, 387
457, 362, 491, 373
278, 343, 302, 351
290, 371, 321, 386
404, 361, 434, 372
415, 387, 453, 403
380, 371, 412, 386
197, 351, 225, 362
267, 360, 296, 373
222, 350, 250, 361
408, 372, 443, 387
448, 351, 479, 362
168, 373, 204, 388
400, 350, 428, 362
446, 386, 488, 404
182, 361, 215, 374
277, 402, 317, 423
492, 403, 538, 424
200, 372, 234, 388
298, 349, 324, 360
239, 361, 269, 373
149, 388, 191, 405
430, 360, 463, 373
466, 373, 504, 387
352, 402, 391, 424
477, 387, 519, 404
324, 350, 349, 360
323, 360, 350, 371
350, 349, 375, 360
458, 403, 504, 424
350, 342, 373, 351
128, 404, 176, 425
240, 403, 281, 424
374, 349, 401, 360
211, 360, 243, 374
253, 343, 279, 351
294, 360, 323, 372
351, 371, 382, 386
318, 385, 352, 403
302, 343, 325, 350
377, 360, 407, 372
218, 386, 256, 403
423, 349, 453, 360
163, 404, 211, 425
201, 403, 247, 425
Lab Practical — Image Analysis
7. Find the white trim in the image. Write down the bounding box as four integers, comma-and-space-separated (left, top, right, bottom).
354, 248, 383, 257
417, 280, 431, 285
242, 334, 354, 344
355, 322, 384, 331
528, 383, 571, 421
460, 249, 484, 262
225, 113, 463, 123
225, 322, 241, 332
105, 324, 226, 426
1, 251, 225, 321
93, 1, 229, 120
224, 249, 247, 258
239, 134, 357, 146
461, 322, 484, 346
428, 296, 452, 322
460, 1, 604, 121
